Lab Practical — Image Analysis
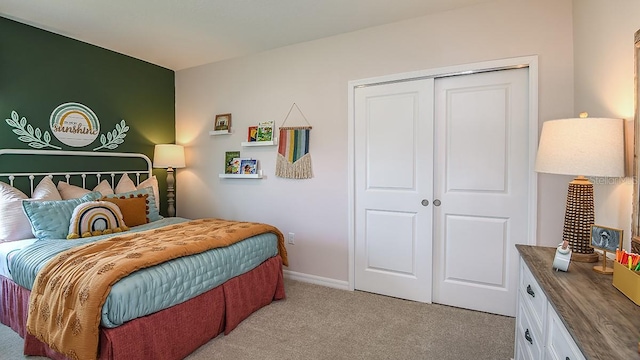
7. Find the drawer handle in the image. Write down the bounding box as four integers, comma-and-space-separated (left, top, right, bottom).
524, 329, 533, 344
526, 284, 535, 297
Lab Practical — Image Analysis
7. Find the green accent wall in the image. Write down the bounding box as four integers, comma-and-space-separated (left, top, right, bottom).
0, 17, 176, 216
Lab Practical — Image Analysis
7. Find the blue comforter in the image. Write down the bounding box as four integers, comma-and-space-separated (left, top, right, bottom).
9, 217, 279, 328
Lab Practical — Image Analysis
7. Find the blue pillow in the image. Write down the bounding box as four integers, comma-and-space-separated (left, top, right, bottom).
104, 187, 163, 222
22, 191, 102, 239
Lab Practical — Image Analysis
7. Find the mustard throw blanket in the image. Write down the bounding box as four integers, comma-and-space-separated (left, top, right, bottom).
26, 218, 287, 360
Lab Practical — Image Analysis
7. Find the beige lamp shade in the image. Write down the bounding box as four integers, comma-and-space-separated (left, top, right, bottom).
535, 118, 624, 177
153, 144, 186, 169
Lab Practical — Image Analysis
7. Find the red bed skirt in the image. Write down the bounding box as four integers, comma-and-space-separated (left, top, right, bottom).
0, 255, 285, 360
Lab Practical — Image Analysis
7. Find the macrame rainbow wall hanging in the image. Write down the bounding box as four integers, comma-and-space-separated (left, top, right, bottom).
275, 103, 313, 179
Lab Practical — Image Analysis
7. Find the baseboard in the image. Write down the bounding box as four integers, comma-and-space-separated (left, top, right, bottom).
283, 270, 350, 290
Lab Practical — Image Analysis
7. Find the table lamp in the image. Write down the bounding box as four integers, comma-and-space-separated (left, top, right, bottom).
153, 144, 186, 217
535, 114, 624, 262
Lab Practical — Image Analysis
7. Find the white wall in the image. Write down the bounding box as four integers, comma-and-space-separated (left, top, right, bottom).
572, 0, 640, 250
175, 0, 574, 282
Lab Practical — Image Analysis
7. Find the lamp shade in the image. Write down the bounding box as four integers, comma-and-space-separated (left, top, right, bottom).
153, 144, 186, 169
535, 118, 624, 177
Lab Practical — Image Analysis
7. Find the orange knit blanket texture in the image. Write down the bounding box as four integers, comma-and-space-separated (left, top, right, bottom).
26, 218, 287, 360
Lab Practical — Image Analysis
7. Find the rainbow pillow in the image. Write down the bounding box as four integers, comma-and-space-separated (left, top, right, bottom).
67, 201, 129, 239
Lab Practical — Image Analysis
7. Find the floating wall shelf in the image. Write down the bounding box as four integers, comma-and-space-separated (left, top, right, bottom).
218, 173, 263, 179
209, 130, 231, 136
241, 138, 277, 147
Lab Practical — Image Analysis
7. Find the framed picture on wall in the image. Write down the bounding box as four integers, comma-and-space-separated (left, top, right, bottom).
214, 113, 232, 131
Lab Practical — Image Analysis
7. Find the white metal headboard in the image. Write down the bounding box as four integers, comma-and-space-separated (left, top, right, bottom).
0, 149, 152, 196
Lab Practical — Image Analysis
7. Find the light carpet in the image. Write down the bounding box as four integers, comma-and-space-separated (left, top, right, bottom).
0, 278, 515, 359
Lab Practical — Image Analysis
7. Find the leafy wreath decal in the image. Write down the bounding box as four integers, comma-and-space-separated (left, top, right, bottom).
93, 119, 129, 151
5, 111, 61, 149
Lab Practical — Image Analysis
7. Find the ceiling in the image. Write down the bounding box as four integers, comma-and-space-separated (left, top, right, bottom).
1, 0, 494, 71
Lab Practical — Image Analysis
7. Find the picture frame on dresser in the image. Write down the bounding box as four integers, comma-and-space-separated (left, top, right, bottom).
590, 224, 623, 253
590, 224, 623, 274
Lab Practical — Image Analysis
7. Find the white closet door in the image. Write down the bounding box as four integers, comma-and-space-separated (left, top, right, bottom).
354, 79, 434, 303
432, 68, 530, 316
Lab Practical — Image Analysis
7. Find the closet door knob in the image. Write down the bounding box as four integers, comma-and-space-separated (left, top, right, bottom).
433, 199, 441, 206
421, 199, 429, 206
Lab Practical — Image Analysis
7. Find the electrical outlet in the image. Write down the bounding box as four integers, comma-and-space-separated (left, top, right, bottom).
287, 232, 295, 245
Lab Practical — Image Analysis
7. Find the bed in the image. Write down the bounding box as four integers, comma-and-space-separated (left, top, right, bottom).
0, 149, 287, 360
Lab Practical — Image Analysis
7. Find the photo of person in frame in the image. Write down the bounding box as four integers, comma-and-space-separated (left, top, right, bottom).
591, 225, 622, 253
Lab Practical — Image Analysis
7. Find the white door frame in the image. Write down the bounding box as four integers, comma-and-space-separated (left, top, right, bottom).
347, 55, 539, 291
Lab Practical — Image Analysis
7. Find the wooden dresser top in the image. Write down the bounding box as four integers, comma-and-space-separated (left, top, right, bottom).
517, 245, 640, 359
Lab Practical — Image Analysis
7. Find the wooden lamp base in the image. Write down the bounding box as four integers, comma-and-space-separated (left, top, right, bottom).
572, 252, 600, 263
563, 176, 598, 263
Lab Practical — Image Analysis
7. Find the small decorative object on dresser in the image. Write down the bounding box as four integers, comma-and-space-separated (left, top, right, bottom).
590, 224, 623, 274
214, 113, 232, 132
552, 240, 572, 272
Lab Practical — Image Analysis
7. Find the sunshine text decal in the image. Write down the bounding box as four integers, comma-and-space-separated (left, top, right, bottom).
5, 104, 129, 151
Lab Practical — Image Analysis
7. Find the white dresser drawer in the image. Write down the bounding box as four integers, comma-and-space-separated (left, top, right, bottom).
520, 260, 547, 332
515, 332, 534, 360
516, 302, 543, 360
546, 306, 586, 360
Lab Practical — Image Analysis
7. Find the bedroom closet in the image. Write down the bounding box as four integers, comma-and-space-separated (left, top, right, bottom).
350, 58, 536, 317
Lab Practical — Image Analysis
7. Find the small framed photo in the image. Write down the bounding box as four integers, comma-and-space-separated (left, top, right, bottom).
591, 224, 623, 253
247, 126, 258, 142
214, 113, 232, 131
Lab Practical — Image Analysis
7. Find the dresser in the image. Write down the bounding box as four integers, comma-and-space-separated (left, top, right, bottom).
516, 245, 640, 359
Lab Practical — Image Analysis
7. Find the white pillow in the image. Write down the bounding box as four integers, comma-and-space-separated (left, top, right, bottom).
32, 176, 62, 200
0, 177, 62, 243
115, 174, 137, 194
0, 182, 31, 242
94, 180, 115, 197
137, 175, 160, 210
58, 180, 115, 199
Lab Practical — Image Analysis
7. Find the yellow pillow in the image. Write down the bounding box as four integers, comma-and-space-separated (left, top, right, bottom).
101, 194, 149, 227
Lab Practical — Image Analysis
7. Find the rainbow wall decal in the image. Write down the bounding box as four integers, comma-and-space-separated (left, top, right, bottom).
50, 102, 100, 147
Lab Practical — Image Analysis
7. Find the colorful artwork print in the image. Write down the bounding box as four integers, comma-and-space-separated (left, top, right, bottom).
256, 121, 274, 142
229, 157, 251, 174
248, 126, 258, 142
225, 151, 240, 174
240, 159, 257, 174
